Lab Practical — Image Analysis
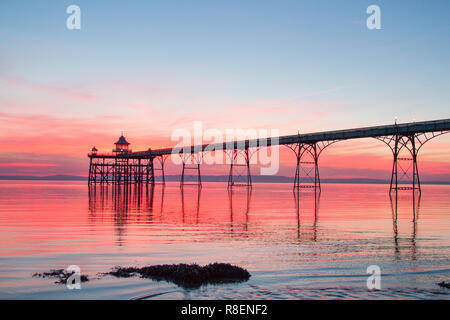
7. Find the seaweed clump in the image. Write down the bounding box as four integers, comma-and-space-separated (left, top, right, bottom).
437, 281, 450, 289
32, 269, 89, 284
105, 263, 251, 288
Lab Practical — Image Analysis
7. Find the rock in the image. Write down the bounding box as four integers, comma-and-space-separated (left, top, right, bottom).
33, 269, 89, 284
104, 263, 251, 288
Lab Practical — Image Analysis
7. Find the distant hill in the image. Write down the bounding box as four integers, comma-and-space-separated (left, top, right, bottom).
1, 175, 449, 185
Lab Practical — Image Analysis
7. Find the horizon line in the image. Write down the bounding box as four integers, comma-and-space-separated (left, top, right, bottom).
1, 175, 450, 185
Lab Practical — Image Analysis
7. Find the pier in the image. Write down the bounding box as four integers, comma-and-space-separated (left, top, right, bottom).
88, 118, 450, 192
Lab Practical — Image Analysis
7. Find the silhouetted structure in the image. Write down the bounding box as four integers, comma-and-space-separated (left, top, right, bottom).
88, 119, 450, 192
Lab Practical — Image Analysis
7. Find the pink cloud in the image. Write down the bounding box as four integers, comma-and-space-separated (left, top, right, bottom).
0, 74, 96, 102
0, 163, 57, 167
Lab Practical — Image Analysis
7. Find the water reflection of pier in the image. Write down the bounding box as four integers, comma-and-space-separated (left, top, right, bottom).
88, 183, 327, 241
228, 188, 252, 234
180, 186, 201, 224
88, 183, 162, 217
89, 183, 428, 252
293, 189, 320, 242
88, 184, 163, 245
390, 190, 421, 260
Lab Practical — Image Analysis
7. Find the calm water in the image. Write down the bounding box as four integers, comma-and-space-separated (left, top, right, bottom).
0, 181, 449, 300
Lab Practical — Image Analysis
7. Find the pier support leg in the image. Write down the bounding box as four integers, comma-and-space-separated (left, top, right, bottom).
154, 155, 167, 184
137, 158, 142, 183
388, 135, 421, 194
100, 158, 105, 184
377, 130, 450, 194
88, 157, 93, 185
227, 147, 252, 189
145, 157, 155, 186
89, 158, 99, 184
116, 158, 126, 184
291, 143, 322, 191
180, 153, 202, 188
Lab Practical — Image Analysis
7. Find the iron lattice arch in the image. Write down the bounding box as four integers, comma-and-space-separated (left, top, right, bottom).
375, 130, 449, 193
179, 152, 202, 188
225, 146, 259, 189
286, 140, 339, 191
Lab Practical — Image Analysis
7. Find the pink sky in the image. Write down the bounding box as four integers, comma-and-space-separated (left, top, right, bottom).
1, 74, 449, 181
